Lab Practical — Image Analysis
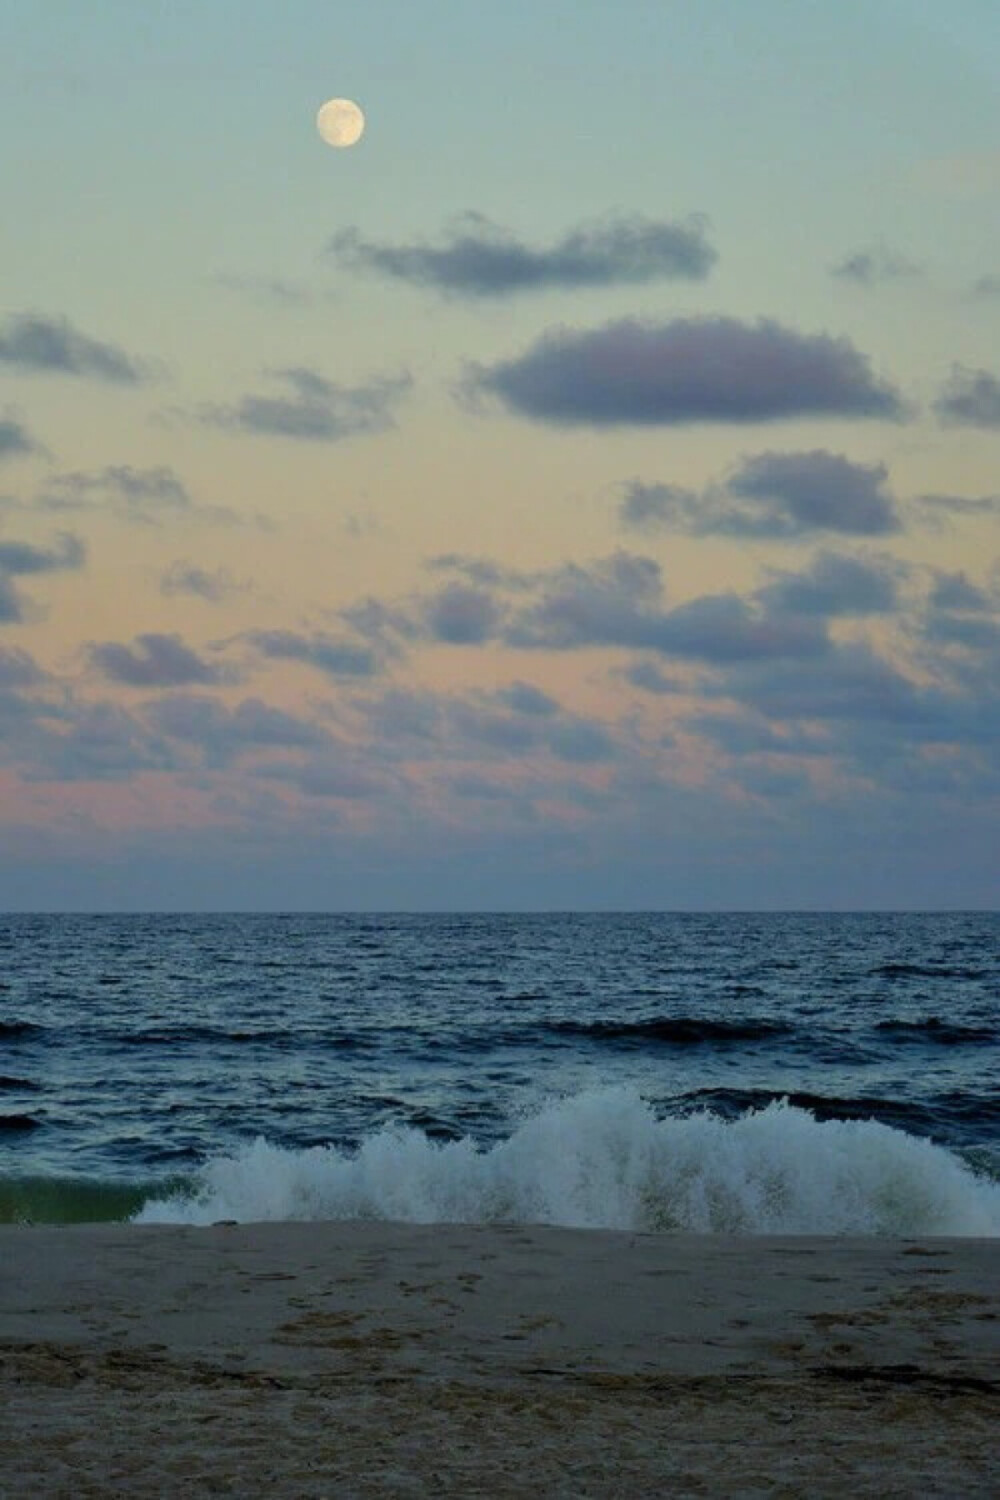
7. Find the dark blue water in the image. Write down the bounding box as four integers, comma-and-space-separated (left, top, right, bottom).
2, 912, 998, 1231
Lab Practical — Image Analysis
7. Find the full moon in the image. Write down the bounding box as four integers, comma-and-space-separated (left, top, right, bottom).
316, 98, 365, 148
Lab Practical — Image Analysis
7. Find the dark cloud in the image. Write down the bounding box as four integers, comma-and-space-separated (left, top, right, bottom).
26, 700, 169, 782
831, 246, 921, 285
547, 720, 616, 763
426, 554, 537, 592
0, 312, 147, 383
757, 552, 902, 616
148, 695, 329, 763
201, 367, 411, 443
923, 612, 1000, 652
424, 584, 502, 644
933, 365, 1000, 428
0, 413, 41, 461
638, 593, 830, 663
90, 633, 226, 688
619, 451, 900, 539
247, 629, 379, 678
928, 571, 993, 613
0, 532, 85, 576
503, 551, 830, 663
494, 681, 559, 716
0, 646, 44, 689
622, 661, 683, 695
463, 317, 905, 426
330, 212, 716, 297
258, 757, 384, 800
0, 532, 86, 624
618, 482, 700, 532
970, 274, 1000, 299
726, 450, 900, 536
160, 562, 244, 603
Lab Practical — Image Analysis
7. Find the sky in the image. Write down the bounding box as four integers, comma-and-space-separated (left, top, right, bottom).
1, 0, 998, 910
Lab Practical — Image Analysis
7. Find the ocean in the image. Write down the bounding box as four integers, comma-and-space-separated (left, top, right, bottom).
2, 911, 998, 1233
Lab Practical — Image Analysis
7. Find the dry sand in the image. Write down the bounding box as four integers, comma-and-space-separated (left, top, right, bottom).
1, 1222, 997, 1496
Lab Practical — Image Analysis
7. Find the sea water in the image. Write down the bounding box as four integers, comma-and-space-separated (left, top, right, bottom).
2, 911, 998, 1233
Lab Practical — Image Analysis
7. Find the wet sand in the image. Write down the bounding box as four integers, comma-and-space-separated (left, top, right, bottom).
2, 1222, 997, 1496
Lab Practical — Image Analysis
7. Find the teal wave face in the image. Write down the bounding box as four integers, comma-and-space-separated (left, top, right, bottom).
0, 1174, 192, 1225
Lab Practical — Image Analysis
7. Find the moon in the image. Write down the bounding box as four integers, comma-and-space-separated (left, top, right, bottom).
316, 98, 365, 149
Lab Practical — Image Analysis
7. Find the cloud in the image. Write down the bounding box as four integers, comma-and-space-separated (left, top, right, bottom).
0, 532, 86, 623
0, 646, 44, 689
495, 681, 559, 716
915, 492, 1000, 522
619, 451, 900, 539
35, 464, 245, 527
90, 633, 227, 688
726, 451, 901, 536
38, 464, 191, 515
928, 571, 993, 613
933, 365, 1000, 428
502, 551, 831, 663
970, 274, 1000, 299
147, 694, 329, 762
463, 317, 905, 426
0, 413, 41, 461
423, 583, 503, 644
200, 367, 412, 443
246, 629, 379, 678
757, 551, 902, 616
160, 562, 245, 602
618, 482, 701, 533
831, 246, 921, 285
0, 312, 147, 383
0, 532, 85, 576
212, 272, 314, 306
330, 212, 716, 297
622, 661, 683, 695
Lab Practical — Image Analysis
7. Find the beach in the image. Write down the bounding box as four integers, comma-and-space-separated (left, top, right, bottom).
2, 1223, 997, 1496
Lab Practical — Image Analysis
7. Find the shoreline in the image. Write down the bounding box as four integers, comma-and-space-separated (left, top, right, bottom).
2, 1222, 998, 1495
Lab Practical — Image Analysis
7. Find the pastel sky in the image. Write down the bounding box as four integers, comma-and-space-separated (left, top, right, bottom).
2, 0, 998, 909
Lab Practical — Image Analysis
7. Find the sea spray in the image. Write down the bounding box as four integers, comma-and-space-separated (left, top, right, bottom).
136, 1087, 1000, 1235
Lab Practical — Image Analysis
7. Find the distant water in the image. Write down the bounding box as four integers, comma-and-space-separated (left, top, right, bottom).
2, 912, 998, 1234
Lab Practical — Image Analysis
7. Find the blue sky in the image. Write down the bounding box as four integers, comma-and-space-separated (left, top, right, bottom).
1, 1, 998, 907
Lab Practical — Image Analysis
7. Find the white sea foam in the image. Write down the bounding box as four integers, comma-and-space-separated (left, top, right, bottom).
135, 1087, 1000, 1235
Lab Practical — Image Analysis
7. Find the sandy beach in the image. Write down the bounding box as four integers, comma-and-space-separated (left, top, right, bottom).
1, 1222, 997, 1496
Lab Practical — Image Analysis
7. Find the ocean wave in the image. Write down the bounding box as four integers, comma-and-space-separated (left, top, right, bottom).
0, 1020, 44, 1040
546, 1017, 794, 1044
871, 962, 987, 981
135, 1087, 1000, 1236
874, 1018, 995, 1045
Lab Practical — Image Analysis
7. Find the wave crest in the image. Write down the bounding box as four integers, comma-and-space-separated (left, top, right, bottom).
136, 1088, 1000, 1236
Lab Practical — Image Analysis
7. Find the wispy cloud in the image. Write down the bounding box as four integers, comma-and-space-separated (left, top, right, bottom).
211, 271, 315, 306
200, 367, 412, 443
463, 318, 906, 426
330, 212, 717, 297
160, 562, 246, 603
831, 245, 921, 285
0, 312, 148, 383
35, 464, 246, 528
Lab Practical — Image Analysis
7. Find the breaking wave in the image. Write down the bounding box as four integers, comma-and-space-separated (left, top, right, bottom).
136, 1087, 1000, 1237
